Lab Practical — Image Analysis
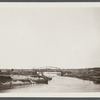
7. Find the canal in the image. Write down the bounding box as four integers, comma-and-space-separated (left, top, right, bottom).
1, 73, 100, 93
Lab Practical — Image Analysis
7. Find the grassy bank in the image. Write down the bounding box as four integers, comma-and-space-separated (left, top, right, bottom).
0, 74, 52, 90
62, 67, 100, 84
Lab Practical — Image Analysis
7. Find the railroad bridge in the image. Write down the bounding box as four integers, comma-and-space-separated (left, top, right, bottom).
35, 66, 71, 76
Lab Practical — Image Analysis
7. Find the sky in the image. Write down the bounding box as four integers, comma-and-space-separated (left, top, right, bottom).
0, 4, 100, 69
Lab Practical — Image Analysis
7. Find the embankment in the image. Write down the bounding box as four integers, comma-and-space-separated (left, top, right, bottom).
63, 67, 100, 84
0, 74, 52, 90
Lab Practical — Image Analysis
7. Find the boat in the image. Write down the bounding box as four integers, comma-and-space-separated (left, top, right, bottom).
33, 78, 48, 84
42, 76, 52, 80
31, 77, 48, 84
31, 74, 52, 83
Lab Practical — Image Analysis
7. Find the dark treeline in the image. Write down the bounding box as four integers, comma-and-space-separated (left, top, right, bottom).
62, 67, 100, 84
0, 67, 100, 75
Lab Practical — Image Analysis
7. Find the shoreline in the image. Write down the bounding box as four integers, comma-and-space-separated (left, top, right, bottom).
0, 74, 52, 90
62, 68, 100, 84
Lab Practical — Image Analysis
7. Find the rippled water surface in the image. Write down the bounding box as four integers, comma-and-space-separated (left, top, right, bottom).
1, 73, 100, 93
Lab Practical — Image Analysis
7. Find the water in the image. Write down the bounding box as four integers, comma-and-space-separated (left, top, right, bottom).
1, 73, 100, 93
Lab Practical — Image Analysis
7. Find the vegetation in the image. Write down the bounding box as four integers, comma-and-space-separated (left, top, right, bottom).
62, 67, 100, 84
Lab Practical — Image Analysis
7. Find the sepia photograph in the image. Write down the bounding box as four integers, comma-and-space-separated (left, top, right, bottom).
0, 3, 100, 97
